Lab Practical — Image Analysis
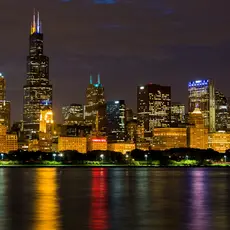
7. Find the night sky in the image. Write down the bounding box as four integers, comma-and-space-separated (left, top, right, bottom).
0, 0, 230, 122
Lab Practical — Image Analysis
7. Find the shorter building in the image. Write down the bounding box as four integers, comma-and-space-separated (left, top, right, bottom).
187, 108, 208, 149
87, 137, 107, 152
107, 143, 135, 154
126, 120, 138, 142
6, 134, 18, 152
208, 132, 230, 153
28, 139, 39, 152
0, 101, 10, 129
152, 127, 187, 150
171, 102, 185, 125
0, 125, 7, 152
0, 125, 18, 153
39, 133, 52, 152
58, 137, 87, 153
136, 142, 150, 151
40, 110, 54, 134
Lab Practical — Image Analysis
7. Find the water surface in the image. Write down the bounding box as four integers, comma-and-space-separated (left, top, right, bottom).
0, 168, 229, 230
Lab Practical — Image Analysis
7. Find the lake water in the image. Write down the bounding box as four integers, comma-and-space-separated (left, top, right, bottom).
0, 167, 229, 230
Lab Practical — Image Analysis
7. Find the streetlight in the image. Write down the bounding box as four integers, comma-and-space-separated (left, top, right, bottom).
1, 154, 3, 160
224, 155, 227, 162
100, 154, 104, 163
59, 153, 63, 157
185, 155, 189, 160
145, 154, 148, 165
53, 153, 57, 161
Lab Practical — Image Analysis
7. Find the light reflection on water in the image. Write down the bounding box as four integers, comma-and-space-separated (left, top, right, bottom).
0, 168, 229, 230
33, 168, 61, 230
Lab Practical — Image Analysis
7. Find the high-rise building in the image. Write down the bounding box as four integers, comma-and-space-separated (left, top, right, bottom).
171, 102, 185, 125
215, 90, 228, 131
106, 100, 126, 142
39, 109, 53, 152
0, 73, 10, 129
23, 11, 52, 139
62, 104, 84, 125
137, 83, 171, 132
85, 74, 105, 130
188, 79, 215, 132
0, 73, 6, 100
187, 108, 208, 149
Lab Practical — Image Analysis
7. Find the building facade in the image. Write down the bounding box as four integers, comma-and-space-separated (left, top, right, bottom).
137, 83, 171, 133
107, 143, 135, 154
187, 108, 208, 149
106, 100, 126, 142
62, 104, 84, 125
0, 73, 10, 129
188, 79, 215, 132
23, 11, 52, 139
208, 132, 230, 153
171, 102, 185, 126
58, 137, 87, 153
87, 137, 107, 152
152, 128, 187, 150
215, 90, 228, 132
85, 74, 105, 130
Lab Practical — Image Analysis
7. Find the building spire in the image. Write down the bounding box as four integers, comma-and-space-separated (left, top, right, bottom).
90, 75, 93, 84
31, 9, 36, 34
97, 74, 100, 85
37, 11, 40, 33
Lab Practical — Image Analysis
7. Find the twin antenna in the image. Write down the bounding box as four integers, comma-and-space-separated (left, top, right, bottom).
90, 74, 101, 85
31, 9, 42, 34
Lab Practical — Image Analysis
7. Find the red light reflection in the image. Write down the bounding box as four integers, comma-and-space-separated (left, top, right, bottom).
89, 168, 109, 230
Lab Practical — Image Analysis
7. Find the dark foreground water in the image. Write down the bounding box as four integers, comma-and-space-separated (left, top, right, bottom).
0, 168, 230, 230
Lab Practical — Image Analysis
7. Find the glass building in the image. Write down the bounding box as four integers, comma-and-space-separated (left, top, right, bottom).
106, 100, 126, 142
137, 83, 171, 132
215, 90, 228, 131
188, 79, 215, 132
23, 11, 52, 139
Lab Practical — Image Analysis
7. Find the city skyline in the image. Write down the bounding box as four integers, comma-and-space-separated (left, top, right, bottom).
1, 1, 230, 123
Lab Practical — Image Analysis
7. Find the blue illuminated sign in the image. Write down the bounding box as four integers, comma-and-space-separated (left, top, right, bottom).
188, 79, 209, 88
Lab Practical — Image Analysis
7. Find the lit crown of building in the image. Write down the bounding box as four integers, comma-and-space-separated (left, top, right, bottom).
31, 9, 42, 34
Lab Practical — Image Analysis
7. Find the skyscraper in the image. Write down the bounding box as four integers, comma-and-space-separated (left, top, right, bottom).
137, 83, 171, 132
0, 73, 6, 100
0, 73, 10, 129
188, 79, 215, 132
215, 90, 228, 131
106, 100, 126, 142
85, 74, 105, 130
23, 11, 52, 139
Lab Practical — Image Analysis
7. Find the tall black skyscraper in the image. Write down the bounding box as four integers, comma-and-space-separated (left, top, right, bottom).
137, 83, 171, 133
106, 100, 126, 142
23, 11, 52, 139
85, 74, 105, 130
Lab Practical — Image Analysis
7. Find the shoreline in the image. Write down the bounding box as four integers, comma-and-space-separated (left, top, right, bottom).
0, 165, 230, 168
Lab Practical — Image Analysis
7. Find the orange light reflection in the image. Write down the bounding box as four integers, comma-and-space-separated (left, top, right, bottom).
33, 168, 60, 230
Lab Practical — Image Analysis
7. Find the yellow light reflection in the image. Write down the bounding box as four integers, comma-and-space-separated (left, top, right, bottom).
33, 168, 60, 230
